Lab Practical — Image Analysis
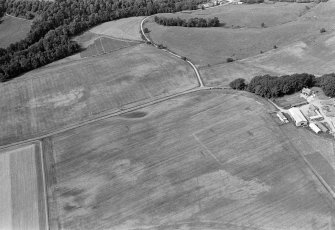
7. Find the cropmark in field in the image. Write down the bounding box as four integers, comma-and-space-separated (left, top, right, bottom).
0, 44, 197, 146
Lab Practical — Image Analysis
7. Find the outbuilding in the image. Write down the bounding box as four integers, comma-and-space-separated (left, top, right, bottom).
309, 123, 321, 134
315, 121, 328, 133
288, 107, 308, 126
276, 111, 288, 123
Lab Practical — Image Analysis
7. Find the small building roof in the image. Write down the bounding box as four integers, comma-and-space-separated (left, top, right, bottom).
315, 121, 328, 132
309, 123, 321, 133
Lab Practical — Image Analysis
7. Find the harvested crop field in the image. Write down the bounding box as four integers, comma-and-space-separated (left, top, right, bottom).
90, 17, 144, 41
0, 143, 47, 230
145, 1, 335, 66
0, 15, 32, 48
45, 90, 335, 230
80, 36, 140, 58
0, 44, 197, 146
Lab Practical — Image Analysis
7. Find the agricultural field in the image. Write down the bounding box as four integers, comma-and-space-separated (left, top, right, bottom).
0, 143, 47, 230
201, 31, 335, 87
0, 15, 32, 48
238, 31, 335, 76
45, 90, 335, 230
279, 120, 335, 190
200, 61, 279, 87
0, 44, 197, 146
156, 2, 314, 28
90, 17, 145, 41
145, 0, 335, 67
80, 36, 140, 58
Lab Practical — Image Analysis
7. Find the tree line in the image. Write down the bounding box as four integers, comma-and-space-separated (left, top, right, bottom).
230, 73, 335, 98
154, 16, 220, 27
0, 0, 208, 82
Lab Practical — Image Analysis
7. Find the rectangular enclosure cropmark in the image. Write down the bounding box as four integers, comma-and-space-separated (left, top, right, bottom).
0, 143, 48, 230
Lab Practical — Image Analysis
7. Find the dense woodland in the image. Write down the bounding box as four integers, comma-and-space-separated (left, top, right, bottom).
0, 0, 207, 82
230, 73, 335, 98
154, 15, 220, 27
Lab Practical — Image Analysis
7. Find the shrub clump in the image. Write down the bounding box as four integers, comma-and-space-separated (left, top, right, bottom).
154, 16, 220, 27
226, 57, 234, 63
229, 78, 247, 90
229, 73, 316, 98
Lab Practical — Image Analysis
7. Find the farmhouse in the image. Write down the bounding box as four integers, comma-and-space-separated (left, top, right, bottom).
309, 123, 321, 134
302, 88, 312, 96
288, 107, 308, 126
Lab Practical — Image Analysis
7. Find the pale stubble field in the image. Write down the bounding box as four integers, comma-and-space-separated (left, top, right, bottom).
0, 44, 197, 146
0, 143, 47, 230
44, 90, 335, 230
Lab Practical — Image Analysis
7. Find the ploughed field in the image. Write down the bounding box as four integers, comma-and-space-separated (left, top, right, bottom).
0, 15, 32, 48
44, 90, 334, 230
0, 44, 197, 146
0, 143, 47, 230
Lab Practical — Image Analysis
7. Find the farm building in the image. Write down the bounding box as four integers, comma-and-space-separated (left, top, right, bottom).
302, 88, 312, 96
276, 111, 289, 123
315, 121, 328, 133
309, 110, 323, 121
309, 123, 321, 134
288, 107, 308, 126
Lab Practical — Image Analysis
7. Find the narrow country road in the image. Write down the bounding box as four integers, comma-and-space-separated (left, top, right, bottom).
140, 16, 204, 87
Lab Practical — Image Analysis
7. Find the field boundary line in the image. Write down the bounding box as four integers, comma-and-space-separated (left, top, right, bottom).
99, 37, 106, 54
4, 13, 31, 22
0, 87, 226, 150
95, 33, 143, 43
118, 220, 266, 230
140, 16, 204, 87
38, 141, 50, 230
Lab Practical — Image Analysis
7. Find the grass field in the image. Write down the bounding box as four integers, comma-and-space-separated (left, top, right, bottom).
239, 31, 335, 75
145, 1, 335, 67
272, 92, 307, 109
0, 44, 197, 146
0, 143, 47, 230
0, 15, 31, 48
196, 0, 335, 87
201, 30, 335, 87
200, 61, 279, 87
44, 90, 334, 229
90, 17, 145, 41
156, 2, 314, 28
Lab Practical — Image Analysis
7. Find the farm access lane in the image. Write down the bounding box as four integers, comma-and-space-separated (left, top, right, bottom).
140, 16, 204, 87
